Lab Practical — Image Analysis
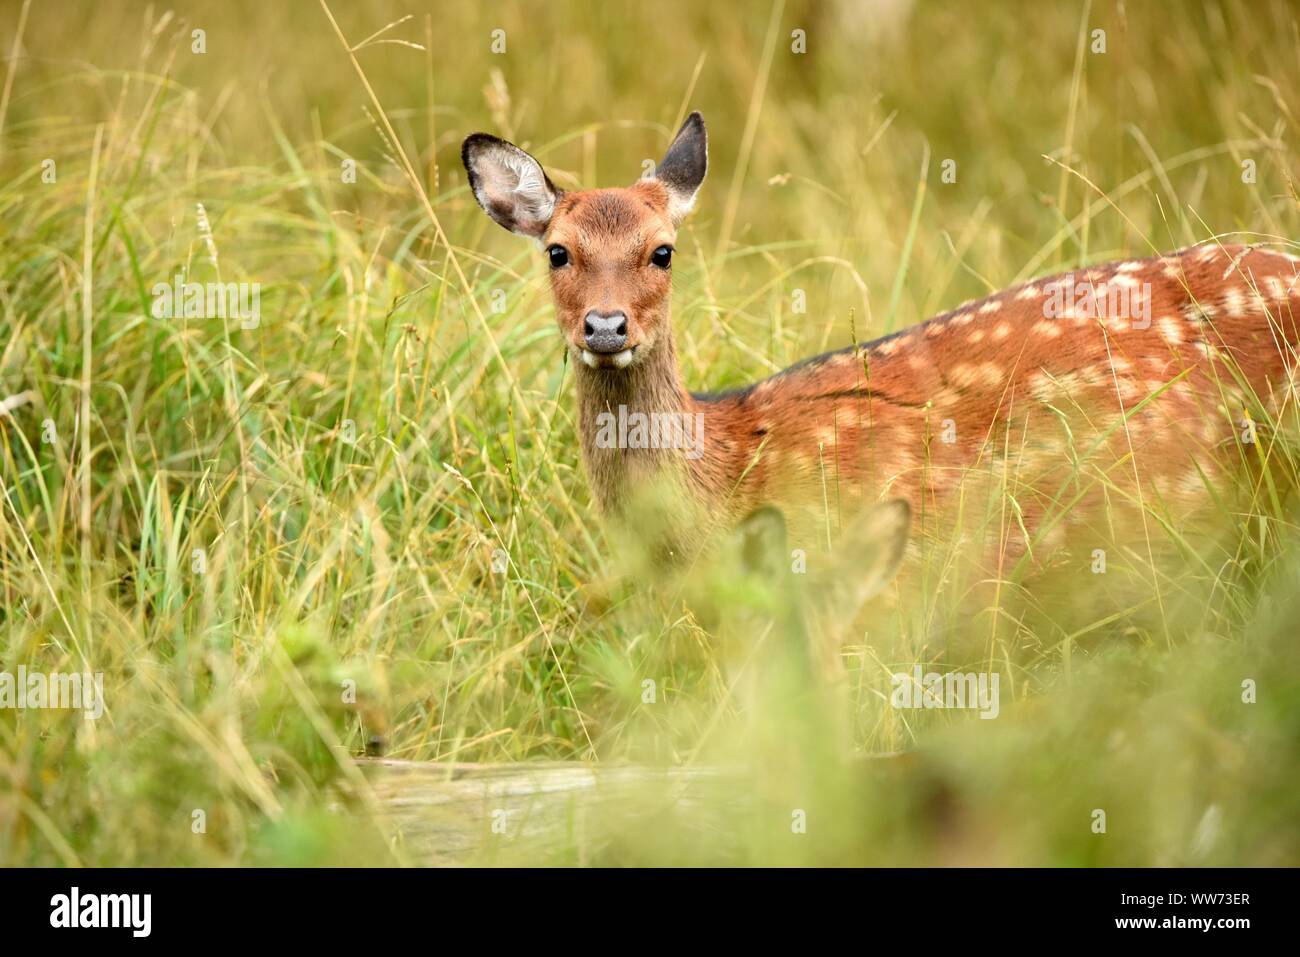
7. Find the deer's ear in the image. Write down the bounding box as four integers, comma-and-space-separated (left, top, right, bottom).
652, 112, 707, 223
461, 133, 562, 239
821, 499, 910, 615
734, 506, 789, 584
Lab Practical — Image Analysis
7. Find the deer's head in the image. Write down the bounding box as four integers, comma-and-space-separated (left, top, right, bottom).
462, 113, 707, 372
718, 499, 912, 765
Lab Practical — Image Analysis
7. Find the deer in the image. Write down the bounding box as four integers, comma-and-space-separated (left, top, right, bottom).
462, 112, 1300, 597
716, 502, 909, 765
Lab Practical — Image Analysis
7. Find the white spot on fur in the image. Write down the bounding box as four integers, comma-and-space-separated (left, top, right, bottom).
1219, 288, 1246, 317
1178, 470, 1208, 496
1181, 301, 1218, 324
1028, 371, 1054, 400
950, 362, 1004, 389
977, 362, 1006, 388
1082, 363, 1109, 387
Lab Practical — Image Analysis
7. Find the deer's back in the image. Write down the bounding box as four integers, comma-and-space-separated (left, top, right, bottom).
697, 244, 1300, 547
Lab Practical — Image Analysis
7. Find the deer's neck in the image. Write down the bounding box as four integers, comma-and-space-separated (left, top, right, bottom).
574, 333, 705, 516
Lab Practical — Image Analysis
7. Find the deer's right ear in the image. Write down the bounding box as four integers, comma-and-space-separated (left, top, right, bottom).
461, 133, 561, 239
735, 506, 789, 584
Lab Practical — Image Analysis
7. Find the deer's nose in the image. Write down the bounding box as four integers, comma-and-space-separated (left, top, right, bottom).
583, 311, 628, 354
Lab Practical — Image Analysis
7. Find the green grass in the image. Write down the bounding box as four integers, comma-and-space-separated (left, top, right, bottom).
1, 0, 1298, 865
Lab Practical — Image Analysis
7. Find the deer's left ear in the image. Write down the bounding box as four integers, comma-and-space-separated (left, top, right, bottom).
652, 112, 707, 223
461, 133, 562, 239
820, 499, 910, 615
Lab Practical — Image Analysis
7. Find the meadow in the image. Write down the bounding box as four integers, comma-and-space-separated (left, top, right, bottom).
1, 0, 1298, 865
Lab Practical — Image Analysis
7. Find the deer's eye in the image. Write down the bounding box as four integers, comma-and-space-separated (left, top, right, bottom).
548, 245, 569, 269
651, 245, 673, 269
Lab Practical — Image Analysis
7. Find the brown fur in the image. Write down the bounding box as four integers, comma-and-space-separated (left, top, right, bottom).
462, 133, 1300, 560
554, 198, 1300, 556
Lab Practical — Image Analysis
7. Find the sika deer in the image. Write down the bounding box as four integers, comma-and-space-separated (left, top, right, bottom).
716, 501, 910, 763
463, 113, 1300, 567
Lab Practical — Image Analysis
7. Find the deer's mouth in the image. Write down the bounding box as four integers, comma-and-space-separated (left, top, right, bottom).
579, 346, 637, 370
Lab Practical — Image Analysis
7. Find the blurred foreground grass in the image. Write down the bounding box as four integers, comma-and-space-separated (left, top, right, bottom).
1, 0, 1298, 865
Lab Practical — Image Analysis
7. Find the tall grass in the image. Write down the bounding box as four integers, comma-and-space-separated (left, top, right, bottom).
0, 0, 1298, 865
